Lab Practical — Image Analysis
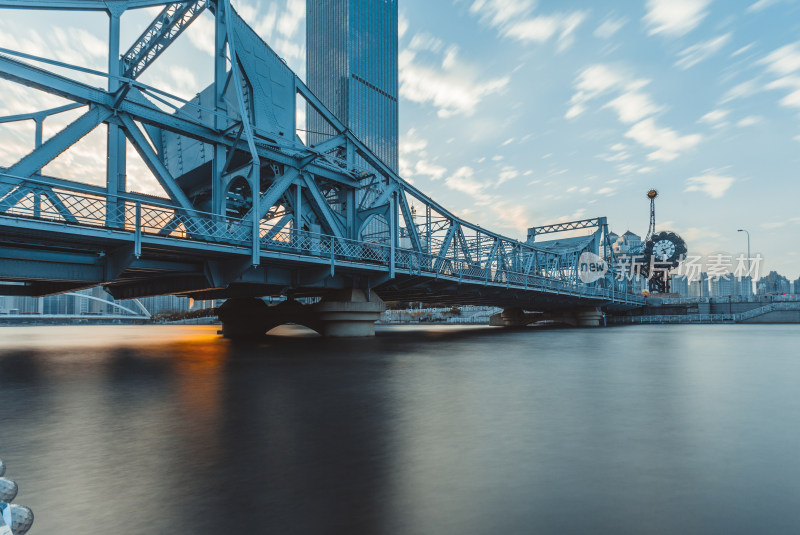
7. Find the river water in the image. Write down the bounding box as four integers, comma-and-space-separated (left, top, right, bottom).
1, 324, 799, 534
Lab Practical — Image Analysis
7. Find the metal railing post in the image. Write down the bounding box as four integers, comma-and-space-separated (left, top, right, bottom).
134, 201, 142, 258
330, 236, 335, 277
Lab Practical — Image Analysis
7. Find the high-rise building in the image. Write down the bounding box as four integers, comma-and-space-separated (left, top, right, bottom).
710, 275, 734, 298
794, 277, 800, 295
670, 274, 690, 297
306, 0, 399, 173
734, 276, 753, 298
757, 271, 791, 295
689, 273, 709, 298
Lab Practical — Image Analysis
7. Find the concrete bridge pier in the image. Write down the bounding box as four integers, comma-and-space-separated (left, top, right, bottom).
489, 306, 604, 328
573, 307, 603, 327
216, 297, 271, 339
489, 307, 535, 327
217, 290, 386, 339
315, 289, 386, 337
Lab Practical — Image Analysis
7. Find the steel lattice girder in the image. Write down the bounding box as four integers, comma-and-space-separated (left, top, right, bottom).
0, 0, 643, 306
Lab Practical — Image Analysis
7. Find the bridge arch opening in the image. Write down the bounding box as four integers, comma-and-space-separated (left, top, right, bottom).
265, 324, 321, 337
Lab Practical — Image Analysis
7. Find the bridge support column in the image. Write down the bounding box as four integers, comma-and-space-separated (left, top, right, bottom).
216, 297, 270, 339
314, 289, 385, 337
216, 291, 385, 339
489, 307, 604, 328
489, 308, 537, 327
574, 307, 603, 327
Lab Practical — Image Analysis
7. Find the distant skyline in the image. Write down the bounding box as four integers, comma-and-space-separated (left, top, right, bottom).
0, 0, 799, 277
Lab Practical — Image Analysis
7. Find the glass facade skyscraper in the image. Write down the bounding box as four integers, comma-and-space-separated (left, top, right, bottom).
306, 0, 399, 173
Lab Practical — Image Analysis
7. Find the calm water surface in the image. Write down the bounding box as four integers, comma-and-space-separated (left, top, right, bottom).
1, 324, 800, 534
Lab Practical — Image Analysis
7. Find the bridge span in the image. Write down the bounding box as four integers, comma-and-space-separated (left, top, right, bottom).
0, 0, 644, 336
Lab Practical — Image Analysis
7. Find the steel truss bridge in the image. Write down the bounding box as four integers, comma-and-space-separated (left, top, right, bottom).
0, 0, 643, 323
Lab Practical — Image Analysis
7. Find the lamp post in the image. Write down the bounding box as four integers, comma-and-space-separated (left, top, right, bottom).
738, 229, 751, 296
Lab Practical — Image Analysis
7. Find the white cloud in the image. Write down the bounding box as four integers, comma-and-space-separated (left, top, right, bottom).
468, 0, 587, 51
698, 109, 732, 129
566, 64, 653, 120
409, 32, 444, 53
759, 43, 800, 108
566, 62, 681, 161
187, 14, 215, 56
399, 42, 509, 117
684, 174, 735, 198
737, 115, 763, 127
414, 160, 447, 181
748, 0, 780, 12
497, 166, 518, 185
400, 129, 447, 181
603, 91, 663, 123
731, 43, 755, 57
445, 166, 489, 200
625, 118, 702, 161
643, 0, 710, 37
398, 13, 409, 39
720, 78, 761, 103
275, 0, 304, 38
699, 109, 730, 124
594, 17, 627, 39
675, 33, 732, 69
759, 42, 800, 76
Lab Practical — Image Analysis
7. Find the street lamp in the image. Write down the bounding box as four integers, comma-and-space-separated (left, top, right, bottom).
738, 229, 751, 295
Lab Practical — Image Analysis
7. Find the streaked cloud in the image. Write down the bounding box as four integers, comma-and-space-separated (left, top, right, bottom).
675, 33, 732, 69
400, 37, 509, 117
468, 0, 587, 51
685, 173, 735, 198
594, 16, 628, 39
625, 118, 702, 162
643, 0, 711, 37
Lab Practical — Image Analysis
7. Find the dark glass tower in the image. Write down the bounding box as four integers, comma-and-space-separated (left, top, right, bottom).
306, 0, 399, 173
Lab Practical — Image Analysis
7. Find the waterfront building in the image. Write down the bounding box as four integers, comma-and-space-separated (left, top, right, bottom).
710, 275, 734, 298
670, 274, 690, 297
136, 295, 191, 316
794, 277, 800, 295
688, 272, 709, 298
11, 296, 42, 314
306, 0, 399, 173
734, 275, 753, 298
757, 271, 791, 295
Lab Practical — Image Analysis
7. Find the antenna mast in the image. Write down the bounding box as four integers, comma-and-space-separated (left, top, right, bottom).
646, 189, 658, 240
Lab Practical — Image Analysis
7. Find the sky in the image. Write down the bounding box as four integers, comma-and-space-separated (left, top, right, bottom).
0, 0, 799, 279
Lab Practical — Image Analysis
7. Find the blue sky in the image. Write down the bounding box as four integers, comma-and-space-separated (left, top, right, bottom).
0, 0, 799, 278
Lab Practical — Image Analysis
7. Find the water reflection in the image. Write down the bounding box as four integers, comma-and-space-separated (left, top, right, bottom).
1, 325, 800, 534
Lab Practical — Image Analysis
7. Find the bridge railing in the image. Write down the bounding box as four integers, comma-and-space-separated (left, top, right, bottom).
0, 173, 644, 305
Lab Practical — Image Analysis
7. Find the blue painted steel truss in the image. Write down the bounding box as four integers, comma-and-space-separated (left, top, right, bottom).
0, 0, 643, 308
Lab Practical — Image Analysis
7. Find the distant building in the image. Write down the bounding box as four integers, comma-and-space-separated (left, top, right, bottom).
670, 274, 690, 297
11, 296, 42, 314
794, 277, 800, 295
734, 276, 753, 298
613, 230, 643, 255
689, 272, 709, 298
136, 295, 191, 316
757, 271, 791, 295
710, 275, 734, 298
